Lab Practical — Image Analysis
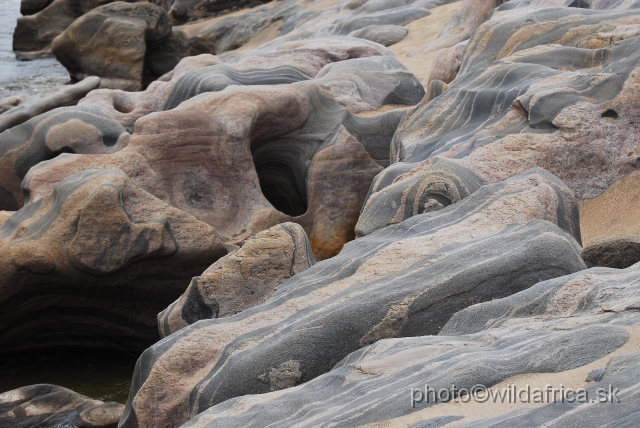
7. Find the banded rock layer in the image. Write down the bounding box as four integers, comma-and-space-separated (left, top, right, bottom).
356, 157, 484, 237
183, 260, 640, 427
393, 5, 640, 200
120, 168, 586, 428
21, 53, 422, 259
0, 104, 128, 211
0, 169, 227, 354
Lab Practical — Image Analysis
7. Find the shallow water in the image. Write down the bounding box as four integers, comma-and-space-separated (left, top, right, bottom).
0, 0, 69, 100
0, 1, 136, 405
0, 349, 136, 404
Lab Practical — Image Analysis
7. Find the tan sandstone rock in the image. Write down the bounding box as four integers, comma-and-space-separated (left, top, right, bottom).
158, 222, 315, 337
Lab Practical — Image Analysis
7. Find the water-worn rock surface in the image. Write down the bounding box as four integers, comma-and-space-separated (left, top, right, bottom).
0, 76, 99, 133
119, 168, 586, 428
0, 169, 227, 354
182, 262, 640, 427
0, 104, 128, 210
393, 5, 640, 201
0, 384, 123, 428
17, 41, 422, 259
52, 2, 172, 91
356, 157, 484, 237
158, 222, 315, 337
4, 0, 640, 426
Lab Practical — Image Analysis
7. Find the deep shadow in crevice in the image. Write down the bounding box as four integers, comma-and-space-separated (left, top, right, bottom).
602, 109, 619, 119
255, 161, 308, 217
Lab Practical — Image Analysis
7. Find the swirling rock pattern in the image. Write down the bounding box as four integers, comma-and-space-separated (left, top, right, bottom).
119, 168, 585, 428
393, 6, 640, 200
0, 169, 227, 354
0, 104, 128, 211
356, 157, 484, 237
158, 222, 315, 337
0, 384, 123, 428
80, 54, 222, 133
163, 47, 422, 112
182, 262, 640, 427
23, 67, 410, 259
51, 2, 172, 91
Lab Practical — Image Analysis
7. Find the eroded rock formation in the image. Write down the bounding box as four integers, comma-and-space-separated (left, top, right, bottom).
158, 222, 315, 337
51, 2, 172, 91
120, 168, 586, 428
0, 384, 123, 428
0, 169, 227, 354
4, 0, 640, 426
0, 104, 128, 211
0, 77, 100, 134
182, 262, 640, 427
393, 6, 640, 200
356, 157, 484, 237
20, 44, 423, 259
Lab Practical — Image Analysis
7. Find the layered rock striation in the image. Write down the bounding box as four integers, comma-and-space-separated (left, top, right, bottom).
119, 168, 586, 428
0, 169, 227, 354
182, 261, 640, 427
0, 384, 123, 428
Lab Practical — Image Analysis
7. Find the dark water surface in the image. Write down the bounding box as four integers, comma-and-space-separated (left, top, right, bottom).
0, 0, 69, 100
0, 0, 138, 406
0, 349, 137, 403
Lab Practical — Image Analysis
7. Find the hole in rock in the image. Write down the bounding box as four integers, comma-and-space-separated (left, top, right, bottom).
602, 109, 618, 119
568, 0, 591, 8
254, 160, 308, 217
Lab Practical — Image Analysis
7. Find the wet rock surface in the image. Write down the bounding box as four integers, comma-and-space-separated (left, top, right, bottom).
0, 384, 123, 428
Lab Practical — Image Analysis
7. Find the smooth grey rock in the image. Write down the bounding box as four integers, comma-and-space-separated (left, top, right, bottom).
349, 25, 409, 46
182, 261, 640, 428
356, 157, 485, 237
313, 55, 425, 113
